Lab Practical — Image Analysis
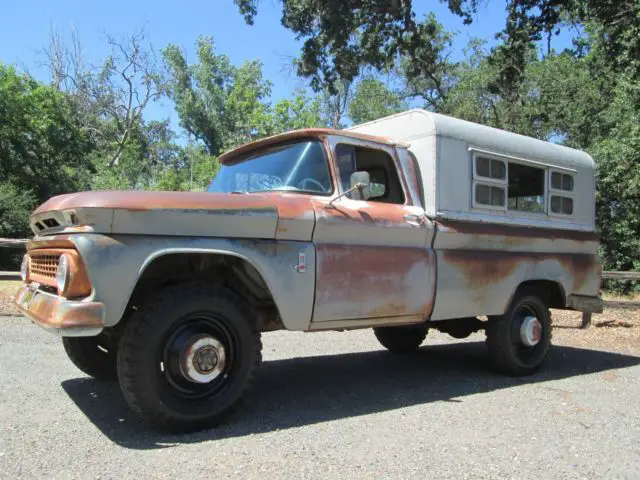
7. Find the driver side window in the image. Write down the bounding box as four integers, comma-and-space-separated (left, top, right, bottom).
335, 144, 405, 204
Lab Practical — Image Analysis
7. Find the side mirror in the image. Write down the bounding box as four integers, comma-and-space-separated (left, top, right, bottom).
349, 171, 371, 201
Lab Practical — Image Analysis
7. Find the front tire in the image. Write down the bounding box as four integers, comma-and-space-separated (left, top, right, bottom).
117, 282, 262, 432
374, 325, 428, 354
62, 334, 118, 380
486, 288, 552, 376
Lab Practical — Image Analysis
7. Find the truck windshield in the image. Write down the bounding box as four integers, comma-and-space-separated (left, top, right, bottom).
208, 140, 332, 195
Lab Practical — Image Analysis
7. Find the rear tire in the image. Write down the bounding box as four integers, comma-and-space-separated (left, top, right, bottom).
374, 325, 428, 354
62, 335, 118, 380
117, 282, 262, 432
486, 288, 552, 376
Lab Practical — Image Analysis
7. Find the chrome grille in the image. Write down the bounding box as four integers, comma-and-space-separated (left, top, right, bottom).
30, 253, 61, 279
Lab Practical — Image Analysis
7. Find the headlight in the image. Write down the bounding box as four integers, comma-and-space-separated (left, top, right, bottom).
20, 255, 29, 282
56, 254, 70, 296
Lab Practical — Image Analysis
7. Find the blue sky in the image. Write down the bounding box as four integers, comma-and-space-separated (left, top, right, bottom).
1, 0, 573, 131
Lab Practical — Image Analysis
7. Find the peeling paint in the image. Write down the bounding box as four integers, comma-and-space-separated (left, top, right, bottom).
313, 244, 435, 322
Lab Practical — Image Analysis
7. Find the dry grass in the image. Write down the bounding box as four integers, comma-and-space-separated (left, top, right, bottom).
0, 280, 21, 315
1, 279, 639, 353
602, 292, 640, 302
552, 307, 640, 354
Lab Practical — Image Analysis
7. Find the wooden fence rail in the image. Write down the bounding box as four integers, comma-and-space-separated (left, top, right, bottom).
602, 271, 640, 281
0, 238, 28, 247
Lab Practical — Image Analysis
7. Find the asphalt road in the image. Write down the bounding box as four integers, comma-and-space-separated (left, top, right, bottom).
1, 315, 639, 479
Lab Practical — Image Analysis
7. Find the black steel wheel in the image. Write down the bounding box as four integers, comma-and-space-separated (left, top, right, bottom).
117, 282, 262, 432
486, 287, 552, 376
63, 334, 118, 380
373, 325, 428, 354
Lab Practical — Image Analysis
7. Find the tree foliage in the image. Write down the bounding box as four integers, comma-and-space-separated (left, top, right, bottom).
163, 37, 273, 155
45, 29, 167, 168
0, 64, 93, 205
268, 90, 324, 133
349, 78, 407, 125
235, 1, 640, 92
235, 0, 460, 94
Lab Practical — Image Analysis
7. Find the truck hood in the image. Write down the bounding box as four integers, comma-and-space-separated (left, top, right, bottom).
30, 191, 316, 241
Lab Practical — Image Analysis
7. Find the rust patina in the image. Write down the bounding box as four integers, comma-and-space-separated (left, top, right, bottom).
34, 191, 280, 215
436, 218, 600, 243
15, 284, 104, 333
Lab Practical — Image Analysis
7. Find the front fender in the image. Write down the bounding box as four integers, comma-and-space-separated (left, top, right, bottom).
68, 234, 316, 331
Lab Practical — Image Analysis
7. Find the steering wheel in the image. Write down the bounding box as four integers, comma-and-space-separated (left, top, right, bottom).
298, 178, 326, 192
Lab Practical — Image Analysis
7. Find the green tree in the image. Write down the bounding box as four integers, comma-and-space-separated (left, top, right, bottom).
0, 182, 36, 238
88, 119, 184, 191
268, 90, 324, 134
588, 73, 640, 285
234, 1, 639, 90
0, 64, 93, 226
234, 0, 453, 94
154, 142, 220, 192
348, 78, 407, 124
163, 36, 272, 156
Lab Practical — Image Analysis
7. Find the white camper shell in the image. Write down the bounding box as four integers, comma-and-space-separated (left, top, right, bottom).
349, 109, 596, 232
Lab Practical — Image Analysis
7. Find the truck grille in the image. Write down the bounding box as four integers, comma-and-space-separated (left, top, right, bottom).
30, 252, 61, 279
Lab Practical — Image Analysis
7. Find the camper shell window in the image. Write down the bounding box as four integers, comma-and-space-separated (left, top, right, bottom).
472, 155, 507, 210
548, 169, 575, 216
507, 163, 545, 213
472, 153, 574, 217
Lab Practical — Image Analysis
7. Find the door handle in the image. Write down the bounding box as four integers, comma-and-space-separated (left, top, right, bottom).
404, 214, 426, 226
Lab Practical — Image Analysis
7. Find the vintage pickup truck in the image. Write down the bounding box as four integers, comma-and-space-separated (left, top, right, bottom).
15, 109, 602, 431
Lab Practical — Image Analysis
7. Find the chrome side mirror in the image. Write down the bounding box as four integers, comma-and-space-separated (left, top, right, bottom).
349, 171, 370, 201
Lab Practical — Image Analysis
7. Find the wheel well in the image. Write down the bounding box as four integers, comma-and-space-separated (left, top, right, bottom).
124, 253, 283, 332
515, 280, 565, 308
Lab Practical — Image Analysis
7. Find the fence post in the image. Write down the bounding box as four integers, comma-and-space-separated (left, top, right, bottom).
580, 312, 592, 329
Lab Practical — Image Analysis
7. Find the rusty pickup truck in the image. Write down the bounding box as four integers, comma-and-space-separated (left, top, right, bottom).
15, 109, 602, 432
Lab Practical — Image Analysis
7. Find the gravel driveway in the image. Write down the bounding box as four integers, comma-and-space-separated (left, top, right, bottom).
1, 315, 639, 479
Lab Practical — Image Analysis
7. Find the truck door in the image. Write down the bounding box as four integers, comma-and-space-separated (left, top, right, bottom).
311, 138, 436, 325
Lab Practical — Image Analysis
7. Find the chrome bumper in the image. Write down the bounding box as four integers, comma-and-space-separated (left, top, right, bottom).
14, 283, 105, 336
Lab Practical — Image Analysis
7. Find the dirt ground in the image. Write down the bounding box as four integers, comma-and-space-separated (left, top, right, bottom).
2, 280, 639, 353
0, 280, 20, 316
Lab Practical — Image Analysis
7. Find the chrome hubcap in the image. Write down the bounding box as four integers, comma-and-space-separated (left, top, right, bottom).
520, 315, 542, 347
180, 335, 226, 383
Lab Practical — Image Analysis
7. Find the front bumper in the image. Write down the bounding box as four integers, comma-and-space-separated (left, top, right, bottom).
14, 283, 105, 336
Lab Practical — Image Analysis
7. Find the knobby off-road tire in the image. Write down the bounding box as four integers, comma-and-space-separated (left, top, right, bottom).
486, 287, 552, 376
374, 326, 428, 354
117, 282, 262, 433
62, 335, 118, 380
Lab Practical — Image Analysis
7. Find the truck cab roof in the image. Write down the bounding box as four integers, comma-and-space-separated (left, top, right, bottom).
217, 128, 405, 165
